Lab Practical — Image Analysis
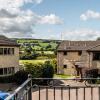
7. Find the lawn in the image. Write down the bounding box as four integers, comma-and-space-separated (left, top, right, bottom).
54, 74, 73, 78
36, 51, 54, 54
19, 59, 52, 64
39, 43, 49, 47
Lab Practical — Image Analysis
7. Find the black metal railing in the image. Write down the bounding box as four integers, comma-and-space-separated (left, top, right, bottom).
5, 77, 100, 100
32, 78, 100, 100
5, 75, 32, 100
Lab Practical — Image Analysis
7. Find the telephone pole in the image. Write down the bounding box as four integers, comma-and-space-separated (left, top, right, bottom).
61, 32, 63, 41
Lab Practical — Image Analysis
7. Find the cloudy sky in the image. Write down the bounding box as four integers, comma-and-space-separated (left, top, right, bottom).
0, 0, 100, 40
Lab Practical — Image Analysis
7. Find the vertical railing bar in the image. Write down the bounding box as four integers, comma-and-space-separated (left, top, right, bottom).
84, 87, 85, 100
69, 87, 70, 100
54, 87, 55, 100
76, 87, 78, 100
61, 87, 63, 100
46, 87, 48, 100
91, 87, 93, 100
26, 92, 27, 100
39, 87, 40, 100
99, 87, 100, 100
15, 93, 18, 100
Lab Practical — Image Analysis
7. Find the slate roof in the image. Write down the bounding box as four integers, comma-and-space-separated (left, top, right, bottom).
0, 35, 19, 47
57, 41, 100, 51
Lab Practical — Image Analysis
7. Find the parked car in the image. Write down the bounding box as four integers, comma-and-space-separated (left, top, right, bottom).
0, 91, 13, 100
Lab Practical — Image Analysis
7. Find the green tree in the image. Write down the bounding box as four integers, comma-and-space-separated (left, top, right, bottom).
42, 61, 54, 78
51, 59, 57, 73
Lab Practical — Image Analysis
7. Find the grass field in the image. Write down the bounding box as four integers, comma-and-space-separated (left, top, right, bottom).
20, 59, 52, 64
54, 74, 73, 78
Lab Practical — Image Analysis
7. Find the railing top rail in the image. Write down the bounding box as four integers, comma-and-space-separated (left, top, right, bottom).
37, 85, 100, 88
32, 78, 100, 80
5, 78, 31, 100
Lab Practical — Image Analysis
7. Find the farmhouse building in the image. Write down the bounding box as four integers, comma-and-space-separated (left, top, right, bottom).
57, 41, 100, 76
0, 35, 19, 76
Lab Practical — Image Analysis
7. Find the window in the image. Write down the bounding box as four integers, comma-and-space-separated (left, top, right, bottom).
0, 67, 15, 75
4, 48, 7, 55
93, 52, 100, 60
8, 48, 11, 54
0, 48, 3, 55
8, 67, 15, 74
78, 51, 82, 56
63, 51, 67, 55
4, 68, 7, 75
0, 68, 3, 75
63, 65, 67, 68
8, 68, 11, 74
11, 48, 14, 55
0, 48, 14, 55
11, 67, 15, 74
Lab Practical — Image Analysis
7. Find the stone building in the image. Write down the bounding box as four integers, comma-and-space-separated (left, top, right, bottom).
0, 35, 19, 76
57, 41, 100, 76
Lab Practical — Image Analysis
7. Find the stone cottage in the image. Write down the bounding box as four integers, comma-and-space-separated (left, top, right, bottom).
0, 35, 19, 76
57, 40, 100, 76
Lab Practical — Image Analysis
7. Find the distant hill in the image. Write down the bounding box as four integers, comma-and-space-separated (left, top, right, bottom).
12, 38, 61, 44
11, 38, 61, 51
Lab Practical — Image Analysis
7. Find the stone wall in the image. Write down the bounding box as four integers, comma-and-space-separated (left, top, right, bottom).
0, 46, 19, 73
57, 51, 64, 74
57, 51, 93, 75
57, 51, 81, 75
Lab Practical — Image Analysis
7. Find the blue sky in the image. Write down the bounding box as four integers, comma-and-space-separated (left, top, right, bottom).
0, 0, 100, 40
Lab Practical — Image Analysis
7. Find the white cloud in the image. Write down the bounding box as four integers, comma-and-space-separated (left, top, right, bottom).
80, 10, 100, 21
0, 0, 43, 13
35, 14, 63, 24
0, 0, 63, 38
34, 0, 43, 4
63, 29, 100, 40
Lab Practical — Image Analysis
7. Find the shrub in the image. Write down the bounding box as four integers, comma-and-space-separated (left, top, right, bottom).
24, 63, 43, 78
85, 69, 98, 84
20, 53, 37, 60
0, 75, 14, 83
24, 61, 54, 85
24, 61, 54, 78
14, 70, 29, 85
51, 59, 57, 73
44, 54, 56, 59
42, 61, 54, 78
0, 70, 28, 84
